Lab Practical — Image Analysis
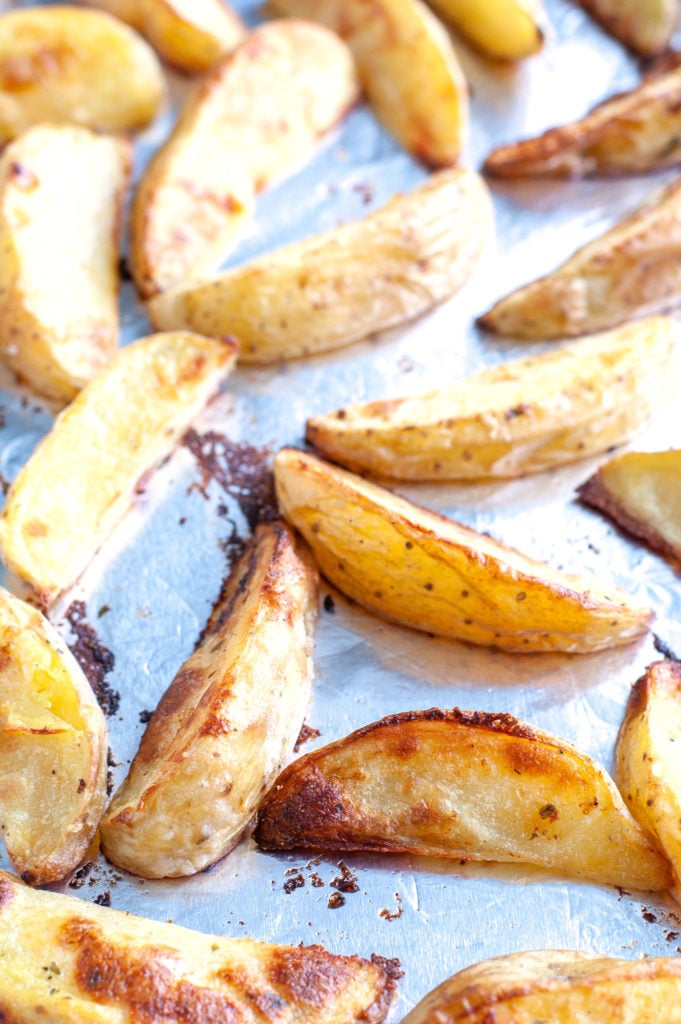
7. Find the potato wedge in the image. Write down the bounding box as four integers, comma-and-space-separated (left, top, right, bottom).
0, 589, 107, 886
0, 869, 396, 1022
273, 448, 653, 653
148, 168, 493, 362
0, 124, 131, 404
269, 0, 469, 167
0, 332, 237, 608
83, 0, 143, 27
577, 0, 678, 57
579, 449, 681, 563
255, 707, 671, 891
138, 0, 246, 72
130, 20, 359, 297
100, 521, 319, 879
0, 5, 164, 143
616, 660, 681, 888
402, 949, 681, 1023
305, 317, 677, 480
428, 0, 546, 61
478, 177, 681, 339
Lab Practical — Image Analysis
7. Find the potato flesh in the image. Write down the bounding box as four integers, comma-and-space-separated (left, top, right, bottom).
0, 332, 237, 607
0, 6, 164, 142
274, 448, 652, 653
100, 521, 319, 878
255, 708, 670, 891
269, 0, 469, 167
148, 168, 493, 362
138, 0, 246, 72
305, 317, 677, 480
427, 0, 545, 60
578, 0, 678, 56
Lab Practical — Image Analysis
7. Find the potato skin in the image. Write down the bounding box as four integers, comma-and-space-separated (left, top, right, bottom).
138, 0, 246, 72
100, 520, 319, 879
578, 0, 678, 57
428, 0, 546, 61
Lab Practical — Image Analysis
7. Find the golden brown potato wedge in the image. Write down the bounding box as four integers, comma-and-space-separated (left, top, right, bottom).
402, 949, 681, 1023
0, 332, 237, 608
269, 0, 469, 167
305, 317, 677, 480
0, 589, 107, 886
82, 0, 143, 26
255, 707, 671, 891
148, 168, 493, 362
100, 521, 319, 879
616, 660, 681, 888
273, 448, 653, 653
130, 20, 359, 297
0, 5, 165, 144
579, 449, 681, 563
428, 0, 546, 60
138, 0, 247, 72
578, 0, 678, 57
478, 177, 681, 339
0, 124, 131, 404
0, 869, 396, 1022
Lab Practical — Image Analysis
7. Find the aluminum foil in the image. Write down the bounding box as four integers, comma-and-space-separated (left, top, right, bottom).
2, 0, 681, 1018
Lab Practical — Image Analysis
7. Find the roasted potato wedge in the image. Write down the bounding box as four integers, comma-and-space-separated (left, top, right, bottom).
0, 123, 131, 404
402, 949, 681, 1023
428, 0, 546, 60
100, 521, 318, 879
0, 869, 396, 1022
148, 168, 493, 362
269, 0, 469, 167
616, 660, 681, 888
130, 20, 359, 297
579, 449, 681, 563
138, 0, 246, 72
255, 707, 671, 891
0, 589, 107, 886
0, 5, 164, 143
478, 177, 681, 339
0, 332, 237, 608
578, 0, 678, 57
83, 0, 143, 26
273, 448, 653, 653
305, 317, 677, 480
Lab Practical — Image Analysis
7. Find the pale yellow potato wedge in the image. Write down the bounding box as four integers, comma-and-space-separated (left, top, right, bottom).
130, 20, 359, 297
428, 0, 546, 60
0, 5, 164, 144
138, 0, 246, 72
478, 177, 681, 339
148, 168, 493, 362
101, 521, 318, 879
0, 869, 396, 1022
0, 589, 107, 886
0, 124, 131, 404
305, 317, 677, 480
0, 332, 237, 608
269, 0, 469, 167
255, 707, 671, 890
273, 448, 653, 653
578, 0, 678, 57
579, 449, 681, 563
402, 949, 681, 1023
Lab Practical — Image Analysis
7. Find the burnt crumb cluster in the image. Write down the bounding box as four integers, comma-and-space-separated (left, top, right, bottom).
68, 860, 122, 909
280, 858, 362, 910
294, 722, 321, 752
63, 600, 119, 716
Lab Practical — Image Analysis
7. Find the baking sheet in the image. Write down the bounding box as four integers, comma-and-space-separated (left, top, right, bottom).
2, 0, 681, 1017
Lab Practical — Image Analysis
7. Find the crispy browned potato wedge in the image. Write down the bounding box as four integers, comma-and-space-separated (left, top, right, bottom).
305, 317, 677, 480
579, 449, 681, 563
138, 0, 247, 72
255, 707, 671, 891
0, 869, 396, 1022
0, 123, 131, 404
0, 589, 107, 886
0, 5, 165, 143
100, 521, 319, 879
130, 20, 359, 297
269, 0, 469, 167
616, 660, 681, 888
148, 168, 493, 362
0, 332, 237, 608
273, 448, 653, 653
478, 177, 681, 339
578, 0, 679, 57
402, 949, 681, 1023
428, 0, 546, 60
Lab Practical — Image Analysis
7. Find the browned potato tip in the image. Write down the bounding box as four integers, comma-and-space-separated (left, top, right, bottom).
255, 707, 671, 891
402, 948, 681, 1023
577, 0, 679, 57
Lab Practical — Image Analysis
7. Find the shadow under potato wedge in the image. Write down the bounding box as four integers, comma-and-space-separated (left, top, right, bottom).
255, 707, 671, 891
577, 0, 679, 57
273, 448, 653, 653
428, 0, 546, 61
